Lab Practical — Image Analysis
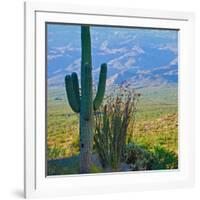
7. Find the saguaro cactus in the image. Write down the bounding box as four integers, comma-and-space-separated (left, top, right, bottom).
65, 26, 107, 173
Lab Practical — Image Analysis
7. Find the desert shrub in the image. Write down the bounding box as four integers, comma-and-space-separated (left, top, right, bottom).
151, 146, 178, 169
124, 143, 155, 170
94, 82, 140, 170
124, 143, 178, 171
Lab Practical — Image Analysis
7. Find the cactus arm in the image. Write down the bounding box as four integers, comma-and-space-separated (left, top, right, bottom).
81, 63, 93, 120
93, 63, 107, 111
65, 75, 80, 113
71, 72, 81, 107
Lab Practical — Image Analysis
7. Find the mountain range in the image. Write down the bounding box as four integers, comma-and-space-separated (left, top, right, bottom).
47, 24, 178, 89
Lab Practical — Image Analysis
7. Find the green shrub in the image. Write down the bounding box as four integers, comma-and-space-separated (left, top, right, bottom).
124, 143, 155, 170
124, 143, 178, 171
152, 146, 178, 169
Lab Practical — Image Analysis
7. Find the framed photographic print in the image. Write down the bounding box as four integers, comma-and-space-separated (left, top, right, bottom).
24, 1, 195, 198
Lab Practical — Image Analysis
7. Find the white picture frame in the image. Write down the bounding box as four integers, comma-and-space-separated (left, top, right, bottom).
24, 1, 195, 198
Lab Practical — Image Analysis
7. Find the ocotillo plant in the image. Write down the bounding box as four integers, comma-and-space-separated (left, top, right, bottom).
94, 83, 140, 170
65, 26, 107, 173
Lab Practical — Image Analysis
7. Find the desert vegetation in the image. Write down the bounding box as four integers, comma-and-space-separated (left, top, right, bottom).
47, 25, 178, 175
